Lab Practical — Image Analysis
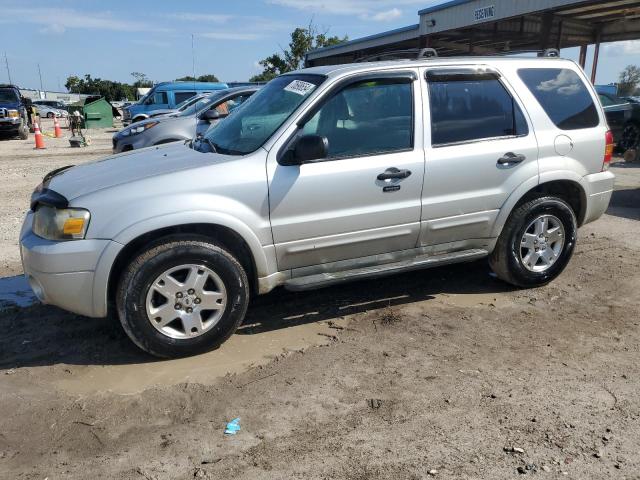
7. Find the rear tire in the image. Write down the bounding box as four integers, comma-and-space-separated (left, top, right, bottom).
116, 238, 250, 358
489, 196, 577, 288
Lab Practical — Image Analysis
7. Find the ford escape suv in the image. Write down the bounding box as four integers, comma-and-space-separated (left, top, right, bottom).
21, 56, 615, 358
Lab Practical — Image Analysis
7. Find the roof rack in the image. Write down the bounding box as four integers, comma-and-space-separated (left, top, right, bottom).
351, 46, 562, 64
355, 48, 438, 63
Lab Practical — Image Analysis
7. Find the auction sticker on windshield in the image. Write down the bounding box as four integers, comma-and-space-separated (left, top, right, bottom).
284, 80, 316, 96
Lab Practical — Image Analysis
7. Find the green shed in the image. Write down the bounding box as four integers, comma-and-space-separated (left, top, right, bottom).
81, 96, 113, 128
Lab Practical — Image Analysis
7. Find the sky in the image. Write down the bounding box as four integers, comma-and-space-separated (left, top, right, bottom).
1, 0, 639, 91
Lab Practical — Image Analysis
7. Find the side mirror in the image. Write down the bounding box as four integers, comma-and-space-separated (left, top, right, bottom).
202, 109, 221, 121
281, 134, 328, 165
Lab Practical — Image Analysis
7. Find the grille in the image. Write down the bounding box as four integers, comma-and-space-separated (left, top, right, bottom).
0, 108, 6, 119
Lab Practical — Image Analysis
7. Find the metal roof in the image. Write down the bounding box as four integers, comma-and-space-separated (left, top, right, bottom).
306, 0, 640, 68
418, 0, 475, 16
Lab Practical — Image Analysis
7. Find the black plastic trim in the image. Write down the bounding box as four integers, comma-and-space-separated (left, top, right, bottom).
30, 188, 69, 211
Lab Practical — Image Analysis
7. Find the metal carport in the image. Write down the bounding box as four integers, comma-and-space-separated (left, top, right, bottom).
306, 0, 640, 82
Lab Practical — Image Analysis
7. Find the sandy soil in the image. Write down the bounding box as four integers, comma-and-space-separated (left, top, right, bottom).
0, 117, 117, 275
0, 125, 638, 479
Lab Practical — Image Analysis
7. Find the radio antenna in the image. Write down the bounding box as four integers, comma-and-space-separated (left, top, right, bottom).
191, 34, 199, 133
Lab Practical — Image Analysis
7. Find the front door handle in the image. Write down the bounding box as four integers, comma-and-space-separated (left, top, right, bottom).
497, 152, 526, 166
377, 168, 412, 181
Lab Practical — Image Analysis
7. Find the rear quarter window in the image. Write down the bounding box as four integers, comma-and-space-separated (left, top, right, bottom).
518, 68, 599, 130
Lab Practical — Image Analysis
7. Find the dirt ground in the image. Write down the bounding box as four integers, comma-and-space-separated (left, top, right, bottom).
0, 125, 639, 479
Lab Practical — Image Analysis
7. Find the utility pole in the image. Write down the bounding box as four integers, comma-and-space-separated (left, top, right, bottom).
38, 63, 44, 93
4, 52, 11, 84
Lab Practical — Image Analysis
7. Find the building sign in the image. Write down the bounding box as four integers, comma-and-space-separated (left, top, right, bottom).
474, 5, 495, 21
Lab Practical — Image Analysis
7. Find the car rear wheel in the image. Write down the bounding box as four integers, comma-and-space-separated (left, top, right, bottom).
489, 196, 577, 288
116, 238, 250, 358
620, 122, 640, 152
46, 112, 54, 118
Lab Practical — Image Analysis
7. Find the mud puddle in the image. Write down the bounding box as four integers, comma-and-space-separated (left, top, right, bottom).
53, 316, 348, 395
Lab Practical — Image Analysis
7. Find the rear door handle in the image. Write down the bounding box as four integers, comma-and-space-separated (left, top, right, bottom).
497, 152, 526, 166
377, 168, 412, 181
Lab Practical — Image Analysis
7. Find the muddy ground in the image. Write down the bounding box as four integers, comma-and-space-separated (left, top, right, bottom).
0, 126, 639, 479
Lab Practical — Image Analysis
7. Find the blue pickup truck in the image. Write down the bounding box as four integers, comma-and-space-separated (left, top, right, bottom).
123, 81, 228, 125
0, 84, 30, 139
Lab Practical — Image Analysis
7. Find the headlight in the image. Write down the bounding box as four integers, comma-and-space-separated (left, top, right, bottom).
32, 205, 90, 240
7, 110, 19, 118
121, 121, 159, 137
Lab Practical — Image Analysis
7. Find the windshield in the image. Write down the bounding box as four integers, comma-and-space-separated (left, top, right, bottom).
176, 95, 204, 111
203, 74, 325, 155
0, 89, 19, 103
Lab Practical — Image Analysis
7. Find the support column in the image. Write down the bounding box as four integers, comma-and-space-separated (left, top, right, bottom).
591, 32, 601, 84
579, 44, 588, 68
539, 13, 554, 51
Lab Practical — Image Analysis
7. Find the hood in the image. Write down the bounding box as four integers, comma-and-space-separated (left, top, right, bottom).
46, 142, 233, 200
0, 102, 21, 110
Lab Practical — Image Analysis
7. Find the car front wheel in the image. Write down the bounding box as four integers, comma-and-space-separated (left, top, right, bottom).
116, 238, 250, 358
489, 196, 577, 288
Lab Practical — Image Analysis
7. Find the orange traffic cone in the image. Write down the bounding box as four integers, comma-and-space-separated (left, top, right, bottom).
53, 117, 63, 138
34, 123, 46, 149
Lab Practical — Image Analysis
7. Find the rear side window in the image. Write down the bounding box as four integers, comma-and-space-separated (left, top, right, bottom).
427, 72, 528, 146
174, 91, 196, 104
518, 68, 599, 130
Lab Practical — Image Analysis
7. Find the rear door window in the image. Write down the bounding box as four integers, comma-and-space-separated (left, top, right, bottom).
518, 68, 599, 130
427, 70, 528, 146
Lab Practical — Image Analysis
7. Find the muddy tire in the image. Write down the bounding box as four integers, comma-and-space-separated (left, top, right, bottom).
116, 238, 250, 358
489, 196, 577, 288
18, 124, 29, 140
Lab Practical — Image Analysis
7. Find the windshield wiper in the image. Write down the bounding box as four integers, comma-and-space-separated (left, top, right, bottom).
203, 138, 218, 153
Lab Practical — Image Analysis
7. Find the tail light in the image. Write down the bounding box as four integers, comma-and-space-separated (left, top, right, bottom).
603, 130, 614, 171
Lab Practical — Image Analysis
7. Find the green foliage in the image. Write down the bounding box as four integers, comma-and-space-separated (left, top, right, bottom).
175, 74, 220, 82
618, 65, 640, 96
250, 23, 347, 82
65, 74, 137, 101
130, 72, 152, 88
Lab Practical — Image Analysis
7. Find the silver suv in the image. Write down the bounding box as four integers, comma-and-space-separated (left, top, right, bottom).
20, 56, 615, 358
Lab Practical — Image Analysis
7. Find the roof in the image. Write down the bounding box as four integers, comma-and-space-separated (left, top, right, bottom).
418, 0, 474, 15
295, 55, 575, 78
307, 24, 419, 57
153, 81, 229, 90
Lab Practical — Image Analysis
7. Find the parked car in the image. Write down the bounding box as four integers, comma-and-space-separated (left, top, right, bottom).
33, 99, 67, 110
0, 84, 29, 139
35, 104, 68, 118
123, 81, 228, 125
112, 87, 258, 153
598, 92, 640, 155
21, 56, 615, 358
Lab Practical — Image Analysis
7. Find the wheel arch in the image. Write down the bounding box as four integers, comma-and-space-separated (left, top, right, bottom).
106, 222, 262, 313
492, 175, 588, 239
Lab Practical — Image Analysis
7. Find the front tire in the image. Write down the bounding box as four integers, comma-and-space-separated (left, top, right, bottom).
116, 238, 250, 358
489, 196, 577, 288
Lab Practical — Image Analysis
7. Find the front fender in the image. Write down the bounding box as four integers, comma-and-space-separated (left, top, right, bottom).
112, 210, 274, 277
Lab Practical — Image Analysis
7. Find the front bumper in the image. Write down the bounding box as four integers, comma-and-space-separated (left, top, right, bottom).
20, 212, 119, 318
0, 118, 21, 131
582, 170, 615, 225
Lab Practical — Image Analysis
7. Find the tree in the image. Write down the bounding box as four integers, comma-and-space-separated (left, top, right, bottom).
175, 74, 219, 82
618, 65, 640, 96
65, 74, 136, 101
250, 22, 347, 82
131, 72, 152, 88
